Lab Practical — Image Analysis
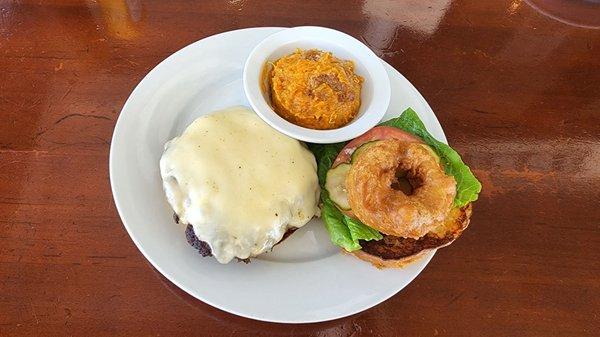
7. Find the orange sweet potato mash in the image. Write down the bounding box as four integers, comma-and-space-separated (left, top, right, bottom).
268, 49, 363, 130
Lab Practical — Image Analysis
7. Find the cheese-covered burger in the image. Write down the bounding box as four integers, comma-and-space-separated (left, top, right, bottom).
160, 106, 319, 263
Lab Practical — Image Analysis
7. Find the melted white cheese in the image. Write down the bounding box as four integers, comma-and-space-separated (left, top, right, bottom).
159, 106, 319, 263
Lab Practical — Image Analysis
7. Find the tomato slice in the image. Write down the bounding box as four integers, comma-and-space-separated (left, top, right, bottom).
332, 126, 422, 167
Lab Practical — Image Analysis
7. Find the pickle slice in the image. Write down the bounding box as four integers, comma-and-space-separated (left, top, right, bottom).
351, 141, 377, 163
325, 163, 352, 210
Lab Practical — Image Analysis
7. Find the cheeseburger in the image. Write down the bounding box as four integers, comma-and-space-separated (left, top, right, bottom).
160, 106, 319, 263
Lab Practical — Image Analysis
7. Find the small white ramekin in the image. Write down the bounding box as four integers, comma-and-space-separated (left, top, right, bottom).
243, 26, 391, 144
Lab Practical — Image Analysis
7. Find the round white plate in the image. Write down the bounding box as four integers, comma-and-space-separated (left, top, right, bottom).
110, 27, 447, 323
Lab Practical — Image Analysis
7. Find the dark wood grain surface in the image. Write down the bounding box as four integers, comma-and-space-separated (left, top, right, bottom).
1, 1, 599, 336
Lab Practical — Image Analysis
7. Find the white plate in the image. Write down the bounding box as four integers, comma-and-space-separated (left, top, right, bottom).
110, 27, 448, 324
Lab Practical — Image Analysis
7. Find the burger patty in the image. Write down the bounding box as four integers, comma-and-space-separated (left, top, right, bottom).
185, 224, 213, 257
359, 234, 453, 260
359, 204, 472, 260
181, 217, 297, 259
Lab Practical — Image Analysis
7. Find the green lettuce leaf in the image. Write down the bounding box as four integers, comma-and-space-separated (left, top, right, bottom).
380, 108, 482, 206
320, 194, 382, 252
308, 142, 345, 187
345, 215, 383, 243
320, 195, 361, 251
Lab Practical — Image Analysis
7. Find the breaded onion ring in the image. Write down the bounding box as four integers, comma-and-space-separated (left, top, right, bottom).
346, 139, 456, 239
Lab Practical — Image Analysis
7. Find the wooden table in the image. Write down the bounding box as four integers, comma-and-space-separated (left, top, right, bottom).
1, 1, 599, 336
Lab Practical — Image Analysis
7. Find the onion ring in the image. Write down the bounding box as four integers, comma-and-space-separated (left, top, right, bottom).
346, 139, 456, 239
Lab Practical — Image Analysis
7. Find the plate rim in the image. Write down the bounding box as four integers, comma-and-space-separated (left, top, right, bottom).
109, 27, 445, 323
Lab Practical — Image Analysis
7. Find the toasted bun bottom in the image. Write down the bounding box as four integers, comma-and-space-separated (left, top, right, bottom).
349, 249, 431, 268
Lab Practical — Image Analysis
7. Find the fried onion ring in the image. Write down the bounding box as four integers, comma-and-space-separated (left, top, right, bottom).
346, 139, 456, 239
